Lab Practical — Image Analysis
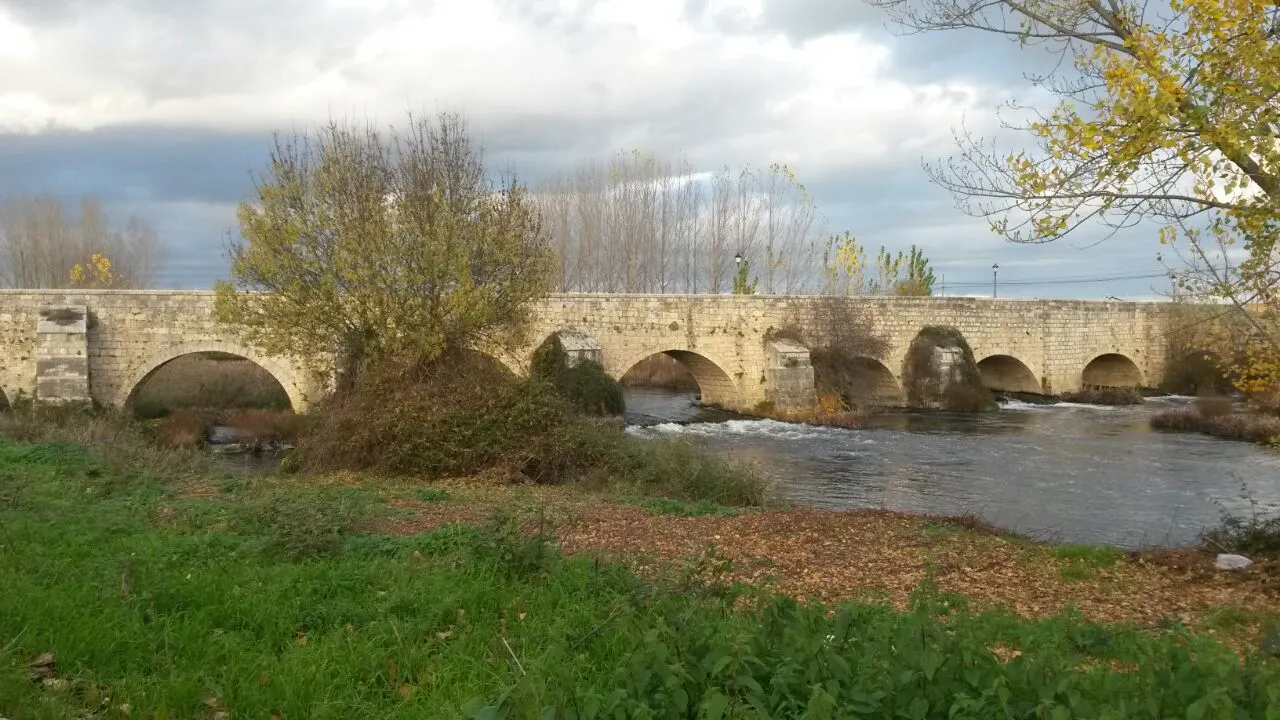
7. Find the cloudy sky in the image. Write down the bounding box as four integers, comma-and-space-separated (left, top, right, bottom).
0, 0, 1176, 298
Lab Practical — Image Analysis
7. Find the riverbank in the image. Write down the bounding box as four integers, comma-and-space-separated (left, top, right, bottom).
2, 436, 1278, 716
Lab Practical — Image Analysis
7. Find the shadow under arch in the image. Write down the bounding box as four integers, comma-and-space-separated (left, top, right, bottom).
119, 343, 304, 412
617, 349, 739, 409
976, 354, 1041, 394
1081, 353, 1144, 388
1163, 348, 1232, 395
823, 355, 901, 404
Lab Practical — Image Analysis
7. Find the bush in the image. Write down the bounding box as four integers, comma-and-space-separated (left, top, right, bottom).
903, 326, 994, 412
530, 333, 625, 416
1152, 405, 1280, 445
155, 408, 303, 449
295, 350, 767, 505
1199, 497, 1280, 558
602, 436, 769, 506
297, 350, 573, 479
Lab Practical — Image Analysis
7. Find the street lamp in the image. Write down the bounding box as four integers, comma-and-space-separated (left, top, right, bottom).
734, 253, 742, 266
992, 263, 999, 298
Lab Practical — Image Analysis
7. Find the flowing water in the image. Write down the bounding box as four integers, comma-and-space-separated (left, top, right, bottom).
624, 388, 1280, 549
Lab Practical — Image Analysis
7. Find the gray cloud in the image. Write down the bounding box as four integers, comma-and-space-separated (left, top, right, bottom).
0, 0, 1171, 299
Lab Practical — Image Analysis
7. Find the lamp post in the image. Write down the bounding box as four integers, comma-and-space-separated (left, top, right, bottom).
992, 263, 999, 298
734, 253, 742, 267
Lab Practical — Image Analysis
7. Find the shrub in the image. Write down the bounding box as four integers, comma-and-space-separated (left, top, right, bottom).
156, 408, 214, 449
530, 333, 625, 416
769, 301, 894, 409
1152, 405, 1280, 445
601, 435, 770, 506
1199, 506, 1280, 558
297, 350, 571, 479
903, 326, 994, 412
1150, 407, 1202, 431
295, 349, 767, 505
1160, 351, 1235, 396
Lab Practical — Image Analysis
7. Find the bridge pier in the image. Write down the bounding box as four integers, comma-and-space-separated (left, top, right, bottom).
35, 305, 92, 406
763, 339, 817, 411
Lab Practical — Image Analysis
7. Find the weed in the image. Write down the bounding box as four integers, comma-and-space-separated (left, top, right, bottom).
1053, 544, 1125, 568
414, 487, 452, 503
1199, 497, 1280, 557
232, 482, 378, 559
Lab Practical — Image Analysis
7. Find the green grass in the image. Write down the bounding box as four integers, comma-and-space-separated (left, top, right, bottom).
413, 487, 452, 503
1052, 544, 1126, 567
2, 437, 1279, 718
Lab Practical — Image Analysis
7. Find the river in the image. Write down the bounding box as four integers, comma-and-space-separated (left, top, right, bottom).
623, 388, 1280, 549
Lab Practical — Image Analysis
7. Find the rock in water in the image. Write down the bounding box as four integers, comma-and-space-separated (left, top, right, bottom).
1215, 553, 1253, 571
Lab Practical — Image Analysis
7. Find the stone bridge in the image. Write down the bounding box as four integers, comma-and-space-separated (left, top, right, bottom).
0, 290, 1180, 413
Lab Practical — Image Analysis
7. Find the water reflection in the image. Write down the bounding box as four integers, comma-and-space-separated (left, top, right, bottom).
624, 388, 1280, 548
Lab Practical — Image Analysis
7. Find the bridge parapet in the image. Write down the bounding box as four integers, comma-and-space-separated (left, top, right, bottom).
0, 290, 1177, 412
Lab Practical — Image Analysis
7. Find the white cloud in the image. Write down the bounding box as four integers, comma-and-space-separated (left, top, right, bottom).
0, 0, 999, 177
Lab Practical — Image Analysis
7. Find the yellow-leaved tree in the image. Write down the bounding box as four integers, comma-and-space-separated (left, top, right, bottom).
69, 253, 113, 289
214, 112, 556, 391
869, 0, 1279, 408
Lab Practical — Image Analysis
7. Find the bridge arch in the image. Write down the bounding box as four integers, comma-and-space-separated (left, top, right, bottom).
117, 342, 306, 412
1081, 353, 1143, 388
818, 355, 901, 404
617, 348, 740, 409
976, 354, 1041, 394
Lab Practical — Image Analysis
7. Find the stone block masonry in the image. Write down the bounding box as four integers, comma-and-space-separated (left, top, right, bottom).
0, 290, 1178, 414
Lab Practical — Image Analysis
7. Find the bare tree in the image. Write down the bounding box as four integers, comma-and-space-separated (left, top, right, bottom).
0, 196, 165, 289
535, 151, 826, 294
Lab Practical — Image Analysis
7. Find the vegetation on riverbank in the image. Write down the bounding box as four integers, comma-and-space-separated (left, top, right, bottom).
2, 436, 1278, 718
1151, 395, 1280, 446
1059, 386, 1146, 406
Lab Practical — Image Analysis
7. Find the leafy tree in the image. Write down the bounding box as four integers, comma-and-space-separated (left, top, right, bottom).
732, 258, 758, 295
822, 232, 936, 295
214, 112, 555, 390
69, 253, 114, 289
869, 0, 1278, 402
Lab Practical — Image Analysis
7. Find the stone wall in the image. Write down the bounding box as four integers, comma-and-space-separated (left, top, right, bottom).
519, 295, 1174, 408
0, 290, 1176, 413
0, 291, 324, 411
